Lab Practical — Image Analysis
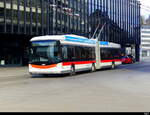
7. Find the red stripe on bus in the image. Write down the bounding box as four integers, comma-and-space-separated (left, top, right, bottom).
62, 61, 96, 66
62, 59, 122, 66
113, 59, 122, 62
101, 59, 121, 63
101, 60, 112, 63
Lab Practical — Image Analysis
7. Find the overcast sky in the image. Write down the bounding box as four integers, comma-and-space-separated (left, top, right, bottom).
140, 0, 150, 18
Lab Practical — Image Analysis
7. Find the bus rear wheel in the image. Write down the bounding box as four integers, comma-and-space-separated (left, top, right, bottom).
91, 64, 96, 72
111, 62, 115, 69
70, 65, 76, 76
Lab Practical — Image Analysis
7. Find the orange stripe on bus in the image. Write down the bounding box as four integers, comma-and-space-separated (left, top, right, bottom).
30, 64, 57, 69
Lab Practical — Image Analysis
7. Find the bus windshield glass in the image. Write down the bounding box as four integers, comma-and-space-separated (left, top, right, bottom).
30, 40, 61, 65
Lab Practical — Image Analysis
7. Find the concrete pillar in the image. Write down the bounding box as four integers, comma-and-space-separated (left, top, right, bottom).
131, 45, 136, 58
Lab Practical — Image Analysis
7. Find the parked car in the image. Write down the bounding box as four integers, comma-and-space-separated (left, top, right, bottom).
121, 55, 135, 64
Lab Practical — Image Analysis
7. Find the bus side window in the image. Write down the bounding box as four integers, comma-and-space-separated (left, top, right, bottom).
101, 48, 105, 60
112, 49, 120, 59
88, 48, 92, 60
67, 46, 72, 61
92, 47, 95, 60
62, 46, 68, 61
75, 46, 81, 61
72, 46, 76, 61
86, 47, 90, 61
81, 47, 87, 61
115, 49, 119, 59
101, 48, 107, 60
68, 46, 76, 61
86, 47, 91, 61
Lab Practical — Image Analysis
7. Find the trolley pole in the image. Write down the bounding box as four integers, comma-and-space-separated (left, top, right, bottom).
95, 23, 106, 69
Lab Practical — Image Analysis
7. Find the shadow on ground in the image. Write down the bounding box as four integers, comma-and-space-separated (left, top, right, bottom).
120, 62, 150, 73
30, 67, 116, 79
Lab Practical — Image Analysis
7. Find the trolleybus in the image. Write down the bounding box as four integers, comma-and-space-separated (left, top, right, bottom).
29, 35, 122, 75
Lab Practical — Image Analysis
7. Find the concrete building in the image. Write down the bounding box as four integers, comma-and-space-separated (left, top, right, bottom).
141, 25, 150, 58
0, 0, 141, 66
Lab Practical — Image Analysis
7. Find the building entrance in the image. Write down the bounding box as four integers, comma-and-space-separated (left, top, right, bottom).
1, 48, 22, 66
0, 41, 22, 66
0, 34, 30, 66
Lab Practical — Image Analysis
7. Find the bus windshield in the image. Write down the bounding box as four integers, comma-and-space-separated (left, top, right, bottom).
30, 40, 61, 65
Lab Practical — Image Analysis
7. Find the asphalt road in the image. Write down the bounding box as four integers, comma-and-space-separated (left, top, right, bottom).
0, 59, 150, 112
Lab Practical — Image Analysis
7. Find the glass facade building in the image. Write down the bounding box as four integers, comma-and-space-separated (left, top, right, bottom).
0, 0, 141, 66
141, 25, 150, 58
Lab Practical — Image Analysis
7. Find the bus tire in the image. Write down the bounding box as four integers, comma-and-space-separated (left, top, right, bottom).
70, 65, 76, 76
111, 62, 115, 69
91, 63, 96, 72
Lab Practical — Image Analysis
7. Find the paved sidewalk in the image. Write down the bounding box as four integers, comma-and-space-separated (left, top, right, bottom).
0, 67, 29, 78
141, 57, 150, 62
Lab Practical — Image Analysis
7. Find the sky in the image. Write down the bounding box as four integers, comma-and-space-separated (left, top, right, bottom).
140, 0, 150, 19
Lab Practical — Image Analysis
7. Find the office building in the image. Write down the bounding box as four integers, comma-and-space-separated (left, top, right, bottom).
141, 25, 150, 57
0, 0, 141, 66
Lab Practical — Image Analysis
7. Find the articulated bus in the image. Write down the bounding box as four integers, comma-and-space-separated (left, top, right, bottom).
29, 35, 122, 75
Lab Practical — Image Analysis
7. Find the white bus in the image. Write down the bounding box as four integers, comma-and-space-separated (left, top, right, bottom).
29, 35, 122, 75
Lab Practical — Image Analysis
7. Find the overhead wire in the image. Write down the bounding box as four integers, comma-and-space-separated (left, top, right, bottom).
139, 1, 150, 13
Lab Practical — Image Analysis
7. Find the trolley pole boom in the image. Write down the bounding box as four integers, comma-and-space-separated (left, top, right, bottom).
91, 23, 101, 39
